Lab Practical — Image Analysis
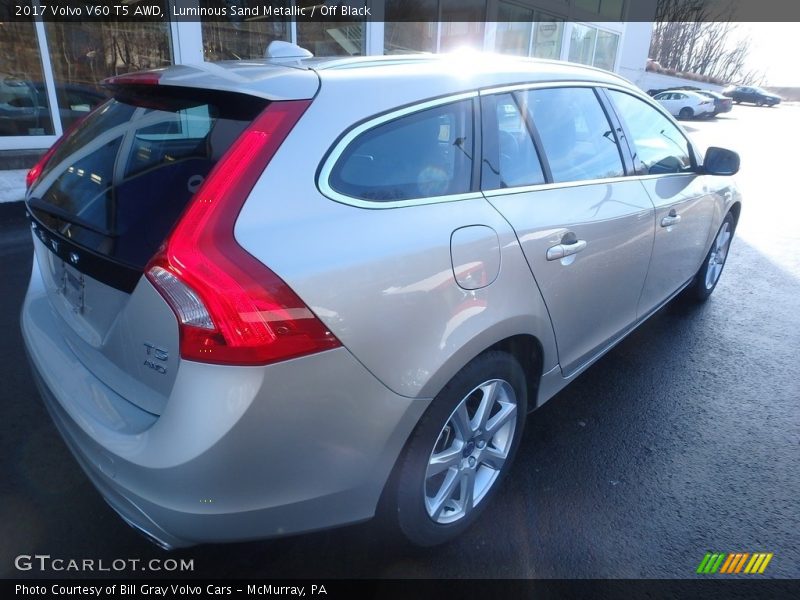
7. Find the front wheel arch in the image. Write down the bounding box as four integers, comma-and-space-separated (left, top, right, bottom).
683, 211, 737, 303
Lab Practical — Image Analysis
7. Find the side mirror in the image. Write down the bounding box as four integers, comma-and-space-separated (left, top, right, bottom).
703, 147, 740, 176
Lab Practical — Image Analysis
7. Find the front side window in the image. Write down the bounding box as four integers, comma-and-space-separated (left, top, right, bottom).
329, 99, 474, 202
518, 87, 625, 183
607, 90, 692, 175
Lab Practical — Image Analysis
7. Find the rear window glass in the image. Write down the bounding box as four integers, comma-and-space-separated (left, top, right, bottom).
329, 99, 474, 202
28, 88, 267, 270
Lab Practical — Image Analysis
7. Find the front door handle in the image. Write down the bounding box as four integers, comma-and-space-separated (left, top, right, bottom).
546, 239, 587, 261
661, 209, 682, 227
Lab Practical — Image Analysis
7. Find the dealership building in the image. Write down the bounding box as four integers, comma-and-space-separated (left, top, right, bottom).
0, 0, 654, 161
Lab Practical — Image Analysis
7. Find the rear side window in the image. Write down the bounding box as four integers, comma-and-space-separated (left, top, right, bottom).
518, 87, 625, 183
481, 93, 545, 190
28, 89, 267, 270
607, 90, 692, 175
328, 99, 474, 202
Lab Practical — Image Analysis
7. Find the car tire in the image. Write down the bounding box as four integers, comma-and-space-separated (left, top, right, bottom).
685, 212, 736, 302
678, 107, 693, 119
389, 350, 528, 547
756, 100, 764, 107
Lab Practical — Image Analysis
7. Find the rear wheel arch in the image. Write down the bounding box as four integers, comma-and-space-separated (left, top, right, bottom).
482, 334, 543, 413
374, 334, 544, 534
379, 346, 533, 545
418, 331, 546, 409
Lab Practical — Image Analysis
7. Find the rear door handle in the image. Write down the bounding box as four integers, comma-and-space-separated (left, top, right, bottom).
546, 239, 587, 261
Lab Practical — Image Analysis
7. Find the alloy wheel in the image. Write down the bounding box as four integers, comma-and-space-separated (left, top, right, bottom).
424, 379, 518, 524
705, 221, 732, 289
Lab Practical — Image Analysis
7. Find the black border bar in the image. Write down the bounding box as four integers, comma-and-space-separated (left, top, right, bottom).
4, 0, 800, 23
5, 578, 800, 600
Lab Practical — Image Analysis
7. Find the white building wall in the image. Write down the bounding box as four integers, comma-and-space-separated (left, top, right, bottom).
615, 21, 653, 87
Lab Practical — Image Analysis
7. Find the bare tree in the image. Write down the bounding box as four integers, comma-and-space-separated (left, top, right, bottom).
649, 0, 764, 85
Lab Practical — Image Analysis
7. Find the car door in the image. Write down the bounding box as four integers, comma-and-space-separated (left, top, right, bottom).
672, 92, 687, 113
481, 86, 654, 375
604, 88, 718, 318
654, 92, 676, 116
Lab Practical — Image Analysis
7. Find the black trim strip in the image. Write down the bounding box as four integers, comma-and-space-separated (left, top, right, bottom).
27, 209, 142, 294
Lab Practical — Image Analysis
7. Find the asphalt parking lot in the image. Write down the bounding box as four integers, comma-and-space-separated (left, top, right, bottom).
1, 103, 798, 580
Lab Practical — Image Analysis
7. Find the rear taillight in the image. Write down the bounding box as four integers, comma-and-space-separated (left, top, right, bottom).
146, 100, 341, 366
26, 142, 61, 190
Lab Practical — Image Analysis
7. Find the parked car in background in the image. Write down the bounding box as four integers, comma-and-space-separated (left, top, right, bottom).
22, 49, 742, 549
0, 74, 106, 136
723, 85, 781, 107
652, 90, 714, 119
696, 90, 733, 116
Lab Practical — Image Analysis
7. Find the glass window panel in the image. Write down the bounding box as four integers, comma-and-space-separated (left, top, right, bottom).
201, 0, 290, 61
608, 90, 692, 174
568, 23, 596, 65
0, 5, 55, 136
384, 22, 438, 54
593, 29, 619, 70
330, 100, 474, 202
486, 93, 545, 189
532, 17, 564, 59
44, 10, 171, 130
296, 1, 366, 56
573, 0, 601, 13
385, 0, 437, 54
30, 92, 261, 268
521, 87, 625, 182
600, 0, 625, 19
495, 3, 534, 56
440, 0, 486, 52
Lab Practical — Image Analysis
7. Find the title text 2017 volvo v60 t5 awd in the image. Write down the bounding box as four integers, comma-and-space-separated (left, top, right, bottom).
22, 49, 741, 548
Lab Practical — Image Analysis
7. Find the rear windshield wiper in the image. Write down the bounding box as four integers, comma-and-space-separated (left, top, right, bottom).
27, 197, 115, 237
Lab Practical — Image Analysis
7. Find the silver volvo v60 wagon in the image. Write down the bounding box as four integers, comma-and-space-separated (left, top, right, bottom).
21, 48, 741, 548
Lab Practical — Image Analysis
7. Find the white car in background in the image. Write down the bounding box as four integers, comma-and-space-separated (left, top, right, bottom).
653, 90, 714, 120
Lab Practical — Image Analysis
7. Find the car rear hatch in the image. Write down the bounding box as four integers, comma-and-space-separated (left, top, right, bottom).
25, 65, 319, 416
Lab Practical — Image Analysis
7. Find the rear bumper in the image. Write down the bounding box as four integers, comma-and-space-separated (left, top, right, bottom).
21, 261, 429, 547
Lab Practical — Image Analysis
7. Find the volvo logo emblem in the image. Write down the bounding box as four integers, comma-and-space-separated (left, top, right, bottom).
69, 252, 80, 265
